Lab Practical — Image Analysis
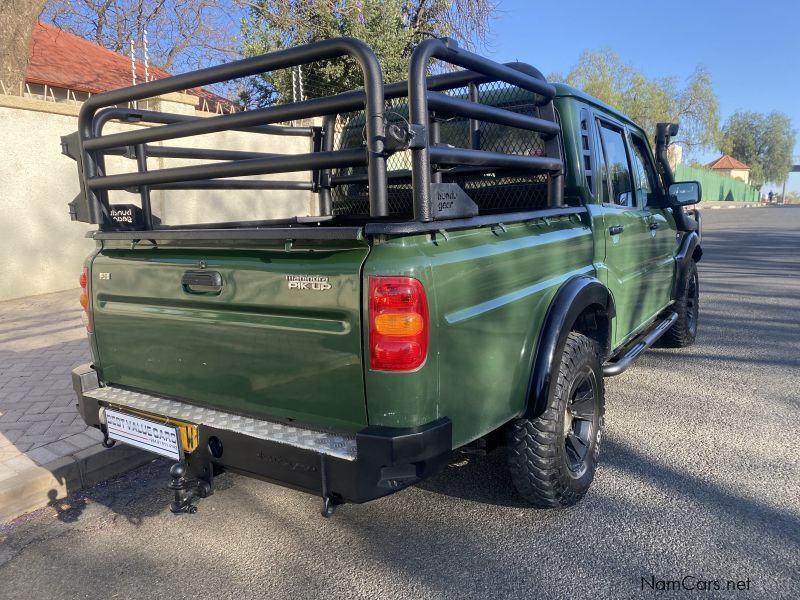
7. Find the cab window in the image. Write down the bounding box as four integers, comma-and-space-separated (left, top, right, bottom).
597, 121, 634, 207
629, 134, 662, 207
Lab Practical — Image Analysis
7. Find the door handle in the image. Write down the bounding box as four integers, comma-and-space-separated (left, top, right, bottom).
182, 270, 223, 294
609, 225, 624, 235
649, 222, 659, 231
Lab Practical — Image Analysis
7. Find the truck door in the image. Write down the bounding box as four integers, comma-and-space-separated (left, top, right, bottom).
594, 118, 653, 346
628, 130, 676, 316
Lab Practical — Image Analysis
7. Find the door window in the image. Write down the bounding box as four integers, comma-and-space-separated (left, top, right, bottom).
629, 134, 662, 207
598, 122, 634, 207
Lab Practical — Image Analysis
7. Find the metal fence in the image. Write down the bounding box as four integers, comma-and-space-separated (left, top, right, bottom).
674, 164, 760, 202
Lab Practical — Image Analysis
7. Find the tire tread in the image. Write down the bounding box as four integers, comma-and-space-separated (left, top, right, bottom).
507, 332, 605, 508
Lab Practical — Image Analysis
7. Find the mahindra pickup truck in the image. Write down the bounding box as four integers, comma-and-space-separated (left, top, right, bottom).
64, 37, 703, 515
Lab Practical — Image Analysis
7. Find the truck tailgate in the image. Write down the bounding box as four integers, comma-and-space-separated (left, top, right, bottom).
90, 240, 370, 431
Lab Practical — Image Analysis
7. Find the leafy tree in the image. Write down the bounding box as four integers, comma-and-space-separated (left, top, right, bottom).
718, 111, 796, 186
239, 0, 496, 106
552, 50, 719, 155
41, 0, 239, 72
784, 191, 800, 204
0, 0, 48, 95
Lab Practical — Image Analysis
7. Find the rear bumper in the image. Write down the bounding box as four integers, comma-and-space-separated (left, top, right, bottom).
72, 364, 452, 504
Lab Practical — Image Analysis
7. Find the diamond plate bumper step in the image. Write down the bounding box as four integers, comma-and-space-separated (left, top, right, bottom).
84, 386, 357, 461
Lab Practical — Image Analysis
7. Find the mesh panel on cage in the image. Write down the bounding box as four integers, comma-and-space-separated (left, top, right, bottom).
329, 80, 552, 217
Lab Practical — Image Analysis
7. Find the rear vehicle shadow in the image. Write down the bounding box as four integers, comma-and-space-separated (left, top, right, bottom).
416, 449, 531, 508
413, 435, 799, 570
40, 458, 239, 526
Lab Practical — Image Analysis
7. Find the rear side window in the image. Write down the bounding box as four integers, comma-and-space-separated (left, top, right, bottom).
629, 134, 662, 207
598, 122, 634, 207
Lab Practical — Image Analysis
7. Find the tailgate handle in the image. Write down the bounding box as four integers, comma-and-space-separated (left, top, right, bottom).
182, 270, 223, 293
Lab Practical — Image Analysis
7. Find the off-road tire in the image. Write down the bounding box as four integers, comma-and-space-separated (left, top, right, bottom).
661, 259, 699, 348
507, 332, 605, 508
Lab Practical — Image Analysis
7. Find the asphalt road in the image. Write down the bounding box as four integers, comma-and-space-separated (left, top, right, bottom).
1, 207, 798, 600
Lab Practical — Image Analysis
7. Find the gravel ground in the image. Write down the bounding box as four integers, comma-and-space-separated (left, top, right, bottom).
1, 207, 798, 600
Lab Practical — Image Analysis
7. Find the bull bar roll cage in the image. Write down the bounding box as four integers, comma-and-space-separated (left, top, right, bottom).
67, 37, 564, 230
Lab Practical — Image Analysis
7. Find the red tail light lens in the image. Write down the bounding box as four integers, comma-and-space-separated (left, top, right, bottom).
369, 276, 428, 371
79, 267, 93, 333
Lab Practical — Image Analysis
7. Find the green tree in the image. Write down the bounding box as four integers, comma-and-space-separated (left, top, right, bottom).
718, 111, 796, 186
239, 0, 496, 106
784, 191, 800, 204
552, 50, 719, 154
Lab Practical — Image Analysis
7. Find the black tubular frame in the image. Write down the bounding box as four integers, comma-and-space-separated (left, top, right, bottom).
69, 36, 564, 231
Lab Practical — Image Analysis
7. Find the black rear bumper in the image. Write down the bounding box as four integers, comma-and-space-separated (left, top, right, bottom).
72, 366, 452, 504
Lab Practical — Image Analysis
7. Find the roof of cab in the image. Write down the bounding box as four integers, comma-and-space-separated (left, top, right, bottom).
552, 82, 639, 129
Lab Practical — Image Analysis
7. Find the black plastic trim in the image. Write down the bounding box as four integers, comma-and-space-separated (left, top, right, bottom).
364, 206, 586, 235
90, 226, 365, 241
522, 275, 614, 419
675, 230, 700, 263
672, 230, 702, 299
182, 271, 222, 288
89, 208, 586, 240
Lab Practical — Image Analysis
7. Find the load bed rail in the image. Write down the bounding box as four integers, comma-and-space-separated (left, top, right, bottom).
63, 37, 564, 231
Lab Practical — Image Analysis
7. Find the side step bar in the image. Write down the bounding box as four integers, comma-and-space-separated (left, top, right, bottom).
603, 312, 678, 377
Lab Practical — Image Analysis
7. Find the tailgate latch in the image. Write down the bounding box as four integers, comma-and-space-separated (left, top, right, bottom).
181, 270, 223, 294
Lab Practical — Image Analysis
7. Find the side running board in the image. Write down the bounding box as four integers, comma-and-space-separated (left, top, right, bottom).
603, 312, 678, 377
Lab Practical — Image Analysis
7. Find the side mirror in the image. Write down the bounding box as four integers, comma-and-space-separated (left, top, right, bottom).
668, 181, 702, 206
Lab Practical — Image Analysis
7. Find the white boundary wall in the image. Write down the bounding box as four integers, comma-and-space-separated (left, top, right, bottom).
0, 93, 315, 301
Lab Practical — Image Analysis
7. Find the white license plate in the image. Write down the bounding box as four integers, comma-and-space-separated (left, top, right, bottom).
106, 409, 182, 460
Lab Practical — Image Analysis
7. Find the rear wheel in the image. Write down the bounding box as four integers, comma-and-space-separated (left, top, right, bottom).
507, 332, 605, 508
661, 260, 699, 348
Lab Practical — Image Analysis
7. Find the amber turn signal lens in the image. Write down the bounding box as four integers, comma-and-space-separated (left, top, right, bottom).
374, 312, 424, 336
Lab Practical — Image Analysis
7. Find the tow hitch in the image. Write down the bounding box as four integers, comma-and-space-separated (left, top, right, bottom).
168, 461, 213, 514
165, 454, 344, 517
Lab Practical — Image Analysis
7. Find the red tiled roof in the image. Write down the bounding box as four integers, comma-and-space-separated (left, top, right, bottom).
26, 22, 233, 112
706, 154, 750, 170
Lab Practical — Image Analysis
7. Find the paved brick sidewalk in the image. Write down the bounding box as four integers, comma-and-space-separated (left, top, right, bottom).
0, 290, 100, 474
0, 290, 149, 521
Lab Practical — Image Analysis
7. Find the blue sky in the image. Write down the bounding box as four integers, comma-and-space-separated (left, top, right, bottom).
483, 0, 800, 193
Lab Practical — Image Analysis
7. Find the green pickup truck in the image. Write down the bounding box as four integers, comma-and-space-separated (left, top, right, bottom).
65, 38, 702, 515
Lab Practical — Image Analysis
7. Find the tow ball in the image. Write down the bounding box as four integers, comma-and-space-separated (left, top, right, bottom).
168, 461, 213, 514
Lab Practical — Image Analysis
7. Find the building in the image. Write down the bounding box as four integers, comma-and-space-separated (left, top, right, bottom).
705, 154, 751, 184
20, 22, 234, 113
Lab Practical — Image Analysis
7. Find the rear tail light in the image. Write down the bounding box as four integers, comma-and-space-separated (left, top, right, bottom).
79, 267, 93, 333
369, 276, 428, 371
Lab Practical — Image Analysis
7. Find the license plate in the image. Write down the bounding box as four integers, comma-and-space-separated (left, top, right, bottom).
106, 409, 182, 460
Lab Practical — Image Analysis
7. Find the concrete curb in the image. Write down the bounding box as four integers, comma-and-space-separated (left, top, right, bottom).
0, 443, 152, 523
